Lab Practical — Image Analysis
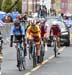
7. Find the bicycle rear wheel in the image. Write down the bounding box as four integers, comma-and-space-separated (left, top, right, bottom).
19, 59, 25, 71
40, 44, 45, 63
17, 49, 24, 71
54, 41, 57, 57
32, 46, 37, 68
29, 45, 32, 59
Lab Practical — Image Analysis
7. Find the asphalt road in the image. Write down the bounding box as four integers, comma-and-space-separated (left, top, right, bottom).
1, 28, 72, 75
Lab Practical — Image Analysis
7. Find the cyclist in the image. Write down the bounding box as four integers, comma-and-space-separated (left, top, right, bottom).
49, 20, 61, 49
26, 19, 41, 64
0, 31, 3, 56
10, 20, 26, 67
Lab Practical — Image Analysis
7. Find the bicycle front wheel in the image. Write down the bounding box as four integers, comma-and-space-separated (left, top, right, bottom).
32, 46, 37, 68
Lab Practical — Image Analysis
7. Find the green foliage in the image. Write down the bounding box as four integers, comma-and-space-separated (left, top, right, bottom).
0, 0, 3, 10
15, 0, 22, 13
1, 0, 22, 13
1, 0, 13, 12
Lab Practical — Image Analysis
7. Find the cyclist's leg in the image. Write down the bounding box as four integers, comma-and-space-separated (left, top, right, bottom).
23, 42, 27, 56
56, 36, 61, 55
57, 36, 60, 48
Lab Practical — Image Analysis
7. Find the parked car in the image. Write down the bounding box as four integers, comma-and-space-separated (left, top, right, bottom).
63, 18, 72, 27
47, 18, 70, 46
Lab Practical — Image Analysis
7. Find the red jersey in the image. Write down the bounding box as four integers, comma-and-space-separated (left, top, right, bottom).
50, 25, 61, 37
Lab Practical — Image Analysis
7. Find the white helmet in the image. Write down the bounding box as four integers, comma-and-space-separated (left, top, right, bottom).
52, 20, 58, 25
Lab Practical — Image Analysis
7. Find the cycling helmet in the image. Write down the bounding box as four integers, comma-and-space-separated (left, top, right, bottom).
52, 20, 58, 26
30, 19, 36, 26
14, 20, 20, 27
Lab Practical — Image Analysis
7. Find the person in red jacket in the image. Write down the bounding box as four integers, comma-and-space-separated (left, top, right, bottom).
50, 21, 61, 49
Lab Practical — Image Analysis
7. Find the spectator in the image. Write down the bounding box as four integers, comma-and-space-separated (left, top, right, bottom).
16, 14, 21, 21
2, 13, 13, 23
7, 13, 13, 22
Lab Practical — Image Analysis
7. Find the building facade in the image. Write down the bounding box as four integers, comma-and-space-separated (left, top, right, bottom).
53, 0, 72, 14
22, 0, 40, 14
22, 0, 72, 14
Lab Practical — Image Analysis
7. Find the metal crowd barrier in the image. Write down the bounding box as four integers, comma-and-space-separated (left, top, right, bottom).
0, 22, 27, 42
0, 23, 13, 41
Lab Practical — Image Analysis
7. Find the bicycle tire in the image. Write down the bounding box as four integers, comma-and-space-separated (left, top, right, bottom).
17, 49, 22, 71
22, 60, 25, 70
32, 45, 37, 68
18, 48, 25, 71
54, 40, 57, 57
19, 63, 23, 71
29, 45, 32, 59
19, 59, 25, 71
40, 44, 45, 63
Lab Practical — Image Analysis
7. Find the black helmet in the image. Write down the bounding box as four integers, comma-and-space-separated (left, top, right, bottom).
14, 20, 20, 27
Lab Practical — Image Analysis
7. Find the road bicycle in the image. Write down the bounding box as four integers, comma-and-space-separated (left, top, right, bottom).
51, 36, 60, 57
28, 39, 45, 67
13, 40, 25, 71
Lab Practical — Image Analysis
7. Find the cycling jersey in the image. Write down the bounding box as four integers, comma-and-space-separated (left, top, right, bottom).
40, 25, 46, 37
27, 25, 41, 44
50, 25, 61, 37
10, 25, 25, 41
40, 21, 49, 38
10, 25, 25, 36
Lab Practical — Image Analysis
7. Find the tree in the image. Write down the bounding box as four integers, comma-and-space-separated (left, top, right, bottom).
7, 0, 20, 12
15, 0, 22, 13
0, 0, 3, 10
1, 0, 13, 12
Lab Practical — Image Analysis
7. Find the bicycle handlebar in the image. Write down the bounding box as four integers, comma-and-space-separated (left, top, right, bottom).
12, 40, 25, 43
